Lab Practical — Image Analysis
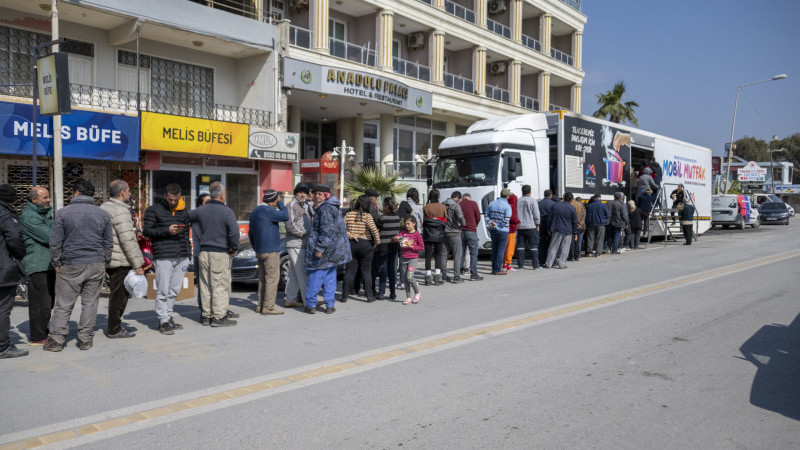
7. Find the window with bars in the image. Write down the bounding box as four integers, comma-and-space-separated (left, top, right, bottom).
118, 50, 214, 118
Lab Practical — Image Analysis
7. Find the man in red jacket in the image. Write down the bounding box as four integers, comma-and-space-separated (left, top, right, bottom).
458, 193, 483, 281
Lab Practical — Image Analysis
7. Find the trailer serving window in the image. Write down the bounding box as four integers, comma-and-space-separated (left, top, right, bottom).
433, 154, 499, 188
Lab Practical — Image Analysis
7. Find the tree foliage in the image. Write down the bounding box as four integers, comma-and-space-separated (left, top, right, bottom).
341, 166, 411, 203
592, 81, 640, 127
732, 136, 769, 162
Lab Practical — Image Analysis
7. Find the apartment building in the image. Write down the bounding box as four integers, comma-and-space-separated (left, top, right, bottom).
0, 0, 285, 220
278, 0, 586, 194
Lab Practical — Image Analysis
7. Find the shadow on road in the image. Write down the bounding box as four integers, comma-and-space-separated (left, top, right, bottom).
738, 312, 800, 420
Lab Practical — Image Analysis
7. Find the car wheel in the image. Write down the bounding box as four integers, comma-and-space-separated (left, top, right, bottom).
278, 254, 290, 292
751, 218, 760, 228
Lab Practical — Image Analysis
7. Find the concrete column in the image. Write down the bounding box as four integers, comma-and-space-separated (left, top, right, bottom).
510, 60, 521, 106
287, 105, 302, 133
539, 71, 550, 111
337, 117, 355, 150
311, 0, 329, 53
572, 84, 581, 114
573, 31, 583, 70
379, 114, 394, 174
511, 0, 523, 43
433, 0, 445, 9
540, 13, 551, 56
378, 9, 394, 71
430, 30, 445, 85
473, 46, 486, 97
353, 115, 365, 163
446, 121, 457, 137
475, 0, 487, 28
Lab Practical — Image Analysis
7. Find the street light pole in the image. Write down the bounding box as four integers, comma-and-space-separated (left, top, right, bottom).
723, 74, 787, 193
332, 140, 355, 202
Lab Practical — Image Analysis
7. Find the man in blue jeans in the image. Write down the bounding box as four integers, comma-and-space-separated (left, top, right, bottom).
459, 193, 483, 281
485, 189, 512, 275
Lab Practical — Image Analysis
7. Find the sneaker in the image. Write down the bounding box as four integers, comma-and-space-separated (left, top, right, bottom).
201, 317, 212, 326
261, 307, 285, 315
389, 294, 397, 300
168, 318, 183, 331
303, 306, 316, 314
339, 297, 348, 303
412, 293, 421, 304
451, 277, 464, 284
469, 274, 484, 281
78, 340, 93, 351
43, 338, 63, 352
226, 310, 240, 319
28, 338, 48, 346
325, 307, 336, 314
284, 299, 304, 308
0, 345, 29, 359
159, 322, 175, 335
507, 267, 518, 272
211, 317, 237, 327
403, 298, 412, 305
460, 269, 469, 275
107, 329, 135, 339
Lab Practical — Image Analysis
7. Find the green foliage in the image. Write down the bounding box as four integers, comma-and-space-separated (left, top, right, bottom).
592, 81, 640, 127
733, 136, 769, 161
341, 166, 411, 203
766, 133, 800, 172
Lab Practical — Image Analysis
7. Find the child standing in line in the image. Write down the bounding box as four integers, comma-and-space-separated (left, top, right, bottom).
393, 216, 424, 305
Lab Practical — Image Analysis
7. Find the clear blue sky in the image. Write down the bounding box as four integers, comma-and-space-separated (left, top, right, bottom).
580, 0, 800, 156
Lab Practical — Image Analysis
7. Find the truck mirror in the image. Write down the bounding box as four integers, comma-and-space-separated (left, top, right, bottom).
506, 156, 518, 180
425, 164, 433, 179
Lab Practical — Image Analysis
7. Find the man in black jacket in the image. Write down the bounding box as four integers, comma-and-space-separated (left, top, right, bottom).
143, 183, 192, 335
0, 184, 29, 359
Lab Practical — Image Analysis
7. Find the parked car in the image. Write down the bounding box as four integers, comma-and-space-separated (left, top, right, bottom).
757, 201, 791, 225
712, 194, 753, 229
230, 234, 289, 290
753, 193, 794, 217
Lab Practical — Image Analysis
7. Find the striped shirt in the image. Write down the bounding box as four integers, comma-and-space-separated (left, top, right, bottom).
343, 211, 380, 242
378, 214, 402, 251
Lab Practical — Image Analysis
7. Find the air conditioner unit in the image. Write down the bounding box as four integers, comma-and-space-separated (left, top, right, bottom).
488, 0, 507, 14
490, 61, 507, 75
407, 32, 425, 50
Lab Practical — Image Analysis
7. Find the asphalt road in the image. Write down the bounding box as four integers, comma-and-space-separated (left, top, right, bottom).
1, 221, 798, 449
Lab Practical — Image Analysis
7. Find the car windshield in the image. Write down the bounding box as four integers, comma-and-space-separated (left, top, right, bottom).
760, 202, 787, 211
433, 153, 498, 188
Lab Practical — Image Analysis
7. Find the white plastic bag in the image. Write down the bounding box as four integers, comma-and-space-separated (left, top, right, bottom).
124, 270, 148, 298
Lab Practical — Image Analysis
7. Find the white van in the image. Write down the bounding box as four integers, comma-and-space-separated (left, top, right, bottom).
712, 194, 760, 229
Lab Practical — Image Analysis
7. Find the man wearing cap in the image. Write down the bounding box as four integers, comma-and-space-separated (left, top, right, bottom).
484, 188, 513, 275
249, 189, 289, 315
187, 182, 240, 327
304, 185, 351, 314
284, 183, 311, 308
0, 184, 29, 358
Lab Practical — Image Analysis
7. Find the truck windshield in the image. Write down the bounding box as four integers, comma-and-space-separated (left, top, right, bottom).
433, 154, 498, 188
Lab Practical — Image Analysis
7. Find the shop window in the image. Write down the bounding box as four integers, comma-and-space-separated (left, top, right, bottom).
226, 173, 259, 220
152, 170, 191, 206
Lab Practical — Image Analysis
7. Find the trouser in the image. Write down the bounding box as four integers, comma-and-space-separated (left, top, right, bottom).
27, 270, 55, 341
682, 224, 693, 244
257, 252, 281, 313
424, 241, 446, 271
155, 257, 190, 324
342, 239, 375, 301
49, 262, 105, 344
375, 244, 398, 298
106, 266, 132, 335
198, 252, 230, 320
610, 226, 623, 252
444, 234, 463, 279
503, 232, 516, 266
538, 228, 551, 265
0, 286, 15, 351
194, 253, 202, 310
586, 225, 605, 255
489, 229, 509, 273
460, 230, 479, 277
398, 257, 419, 297
630, 229, 642, 249
306, 267, 337, 308
570, 230, 585, 260
284, 247, 308, 303
546, 232, 572, 268
516, 228, 540, 269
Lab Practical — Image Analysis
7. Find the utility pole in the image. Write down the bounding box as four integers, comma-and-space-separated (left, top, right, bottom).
52, 0, 64, 210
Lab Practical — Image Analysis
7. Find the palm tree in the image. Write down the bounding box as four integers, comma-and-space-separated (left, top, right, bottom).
342, 166, 411, 202
592, 81, 640, 127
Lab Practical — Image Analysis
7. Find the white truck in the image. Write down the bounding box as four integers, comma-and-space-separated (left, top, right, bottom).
433, 112, 712, 249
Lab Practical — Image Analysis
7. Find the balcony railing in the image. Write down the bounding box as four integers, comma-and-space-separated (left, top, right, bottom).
393, 57, 430, 82
521, 33, 542, 52
520, 94, 540, 111
485, 84, 510, 103
329, 37, 377, 67
486, 18, 511, 39
418, 0, 433, 4
445, 1, 476, 24
550, 103, 569, 111
550, 48, 574, 66
289, 25, 312, 49
444, 72, 474, 94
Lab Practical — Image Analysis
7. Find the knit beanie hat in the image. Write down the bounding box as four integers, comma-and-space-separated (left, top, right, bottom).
263, 189, 279, 203
0, 184, 18, 203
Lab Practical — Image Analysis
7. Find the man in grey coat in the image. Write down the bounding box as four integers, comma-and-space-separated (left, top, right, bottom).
609, 192, 630, 254
442, 191, 466, 283
515, 184, 541, 269
284, 183, 311, 308
45, 179, 113, 352
100, 180, 145, 339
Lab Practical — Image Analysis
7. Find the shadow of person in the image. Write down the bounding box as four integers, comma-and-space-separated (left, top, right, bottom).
738, 312, 800, 420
